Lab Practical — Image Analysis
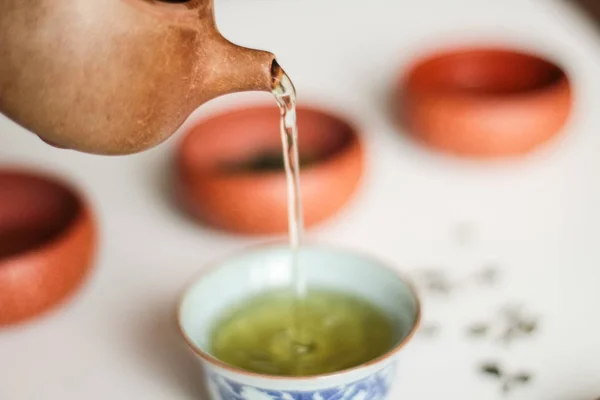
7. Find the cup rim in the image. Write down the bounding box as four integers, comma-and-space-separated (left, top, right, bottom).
176, 240, 422, 381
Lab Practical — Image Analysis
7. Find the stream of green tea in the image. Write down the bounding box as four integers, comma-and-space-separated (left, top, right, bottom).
272, 68, 307, 327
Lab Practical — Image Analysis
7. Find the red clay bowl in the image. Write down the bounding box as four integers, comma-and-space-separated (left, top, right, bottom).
174, 105, 364, 235
0, 170, 97, 326
396, 47, 572, 158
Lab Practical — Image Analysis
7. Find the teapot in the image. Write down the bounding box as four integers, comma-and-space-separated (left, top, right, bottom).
0, 0, 283, 155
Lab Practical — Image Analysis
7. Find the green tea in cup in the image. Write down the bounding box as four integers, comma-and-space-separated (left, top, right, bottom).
210, 288, 395, 376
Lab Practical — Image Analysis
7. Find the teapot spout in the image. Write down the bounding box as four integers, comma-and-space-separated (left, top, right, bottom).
205, 34, 283, 99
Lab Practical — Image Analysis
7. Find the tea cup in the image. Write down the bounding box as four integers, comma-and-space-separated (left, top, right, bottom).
0, 169, 97, 326
177, 243, 420, 400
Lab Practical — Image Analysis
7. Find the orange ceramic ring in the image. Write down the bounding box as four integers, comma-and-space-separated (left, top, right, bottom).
0, 170, 97, 326
174, 104, 365, 235
397, 47, 572, 157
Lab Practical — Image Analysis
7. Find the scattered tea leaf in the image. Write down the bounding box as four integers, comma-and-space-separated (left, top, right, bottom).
416, 269, 454, 295
481, 363, 503, 377
479, 364, 534, 395
427, 280, 451, 294
500, 326, 516, 344
492, 304, 540, 345
501, 380, 513, 394
468, 323, 489, 337
512, 372, 532, 383
517, 320, 538, 335
476, 264, 500, 286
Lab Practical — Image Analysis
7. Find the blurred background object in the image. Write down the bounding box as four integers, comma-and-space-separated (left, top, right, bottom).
174, 104, 364, 235
396, 46, 572, 158
572, 0, 600, 28
0, 170, 96, 326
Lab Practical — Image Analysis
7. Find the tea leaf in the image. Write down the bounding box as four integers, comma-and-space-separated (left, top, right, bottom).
501, 380, 513, 394
477, 264, 500, 285
414, 269, 453, 295
512, 372, 532, 383
517, 320, 538, 335
468, 323, 489, 337
500, 326, 518, 344
480, 363, 503, 377
427, 280, 452, 294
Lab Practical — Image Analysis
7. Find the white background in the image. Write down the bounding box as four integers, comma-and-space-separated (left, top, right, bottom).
1, 0, 600, 399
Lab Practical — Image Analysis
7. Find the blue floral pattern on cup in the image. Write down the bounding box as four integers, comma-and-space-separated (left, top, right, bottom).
206, 363, 396, 400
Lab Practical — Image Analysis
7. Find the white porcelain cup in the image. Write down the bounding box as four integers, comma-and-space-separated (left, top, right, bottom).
177, 243, 421, 400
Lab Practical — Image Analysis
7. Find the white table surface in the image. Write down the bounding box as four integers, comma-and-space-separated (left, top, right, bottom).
2, 0, 600, 398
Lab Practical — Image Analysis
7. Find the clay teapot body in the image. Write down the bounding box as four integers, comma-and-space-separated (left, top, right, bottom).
0, 0, 280, 155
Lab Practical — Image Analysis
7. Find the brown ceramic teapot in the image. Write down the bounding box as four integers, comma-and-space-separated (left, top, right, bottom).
0, 0, 282, 155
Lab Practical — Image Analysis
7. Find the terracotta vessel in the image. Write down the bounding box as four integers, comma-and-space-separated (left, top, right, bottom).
396, 47, 572, 157
0, 170, 96, 326
174, 105, 364, 235
0, 0, 281, 155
